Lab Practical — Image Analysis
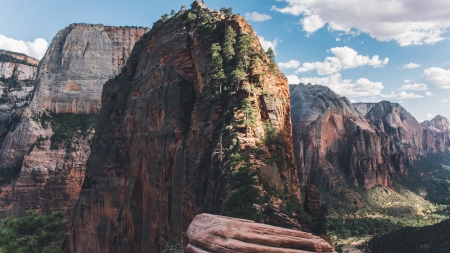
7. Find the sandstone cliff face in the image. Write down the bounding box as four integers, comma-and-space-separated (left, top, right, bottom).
290, 84, 404, 189
0, 50, 39, 150
186, 214, 335, 253
65, 3, 300, 252
363, 101, 430, 161
421, 115, 450, 135
0, 24, 148, 219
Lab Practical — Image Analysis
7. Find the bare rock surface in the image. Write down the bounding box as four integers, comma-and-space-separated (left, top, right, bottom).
185, 214, 335, 253
65, 4, 300, 252
0, 24, 148, 219
290, 84, 404, 189
421, 115, 450, 135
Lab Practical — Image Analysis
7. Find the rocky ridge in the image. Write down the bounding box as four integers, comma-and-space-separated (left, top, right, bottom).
0, 50, 39, 152
0, 24, 148, 219
64, 3, 301, 252
290, 84, 404, 189
421, 115, 450, 137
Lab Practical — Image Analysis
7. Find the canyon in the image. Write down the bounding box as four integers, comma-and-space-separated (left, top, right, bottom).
0, 1, 449, 253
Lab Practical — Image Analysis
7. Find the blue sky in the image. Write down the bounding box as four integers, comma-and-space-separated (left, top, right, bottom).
1, 0, 449, 121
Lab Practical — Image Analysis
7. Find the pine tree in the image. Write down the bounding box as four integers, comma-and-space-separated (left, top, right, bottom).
223, 26, 236, 64
238, 34, 252, 71
210, 43, 226, 93
266, 47, 275, 62
161, 14, 169, 22
170, 10, 176, 16
230, 62, 245, 90
241, 98, 257, 137
220, 7, 233, 17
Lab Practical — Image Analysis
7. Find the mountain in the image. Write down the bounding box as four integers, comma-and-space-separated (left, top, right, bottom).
421, 115, 450, 136
0, 24, 148, 219
290, 84, 404, 190
64, 2, 302, 252
355, 102, 450, 161
0, 50, 39, 148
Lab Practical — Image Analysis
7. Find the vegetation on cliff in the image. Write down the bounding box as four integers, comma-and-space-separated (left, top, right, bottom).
0, 211, 65, 253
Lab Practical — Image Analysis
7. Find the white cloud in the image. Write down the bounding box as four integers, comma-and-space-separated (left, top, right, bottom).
336, 37, 341, 41
295, 46, 388, 75
425, 113, 438, 120
404, 79, 411, 83
301, 14, 325, 33
272, 0, 450, 46
446, 61, 450, 66
424, 67, 450, 89
398, 83, 428, 90
402, 62, 422, 69
279, 60, 300, 69
0, 34, 48, 59
381, 91, 423, 99
245, 12, 272, 22
287, 75, 301, 84
290, 73, 384, 97
439, 99, 449, 103
258, 36, 278, 51
425, 91, 434, 96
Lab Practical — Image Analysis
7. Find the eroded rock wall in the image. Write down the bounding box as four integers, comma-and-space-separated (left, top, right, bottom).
290, 84, 404, 189
65, 3, 300, 252
0, 24, 148, 219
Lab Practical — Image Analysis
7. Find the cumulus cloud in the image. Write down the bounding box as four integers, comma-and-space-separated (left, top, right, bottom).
425, 91, 434, 96
424, 67, 450, 89
439, 99, 449, 103
295, 46, 388, 75
289, 73, 384, 97
245, 12, 272, 22
336, 38, 341, 41
272, 0, 450, 46
404, 79, 411, 83
279, 60, 300, 69
402, 63, 422, 69
0, 34, 48, 59
398, 83, 428, 90
381, 91, 423, 99
258, 36, 278, 51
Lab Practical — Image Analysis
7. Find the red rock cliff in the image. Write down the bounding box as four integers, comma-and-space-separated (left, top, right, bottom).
65, 3, 300, 252
290, 84, 404, 189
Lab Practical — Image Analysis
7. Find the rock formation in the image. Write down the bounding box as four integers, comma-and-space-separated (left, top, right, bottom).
64, 3, 300, 252
290, 84, 404, 189
0, 50, 39, 148
185, 214, 335, 253
0, 24, 148, 219
421, 115, 450, 135
304, 184, 321, 218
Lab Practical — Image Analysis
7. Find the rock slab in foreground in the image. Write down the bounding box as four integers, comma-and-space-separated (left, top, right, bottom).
186, 214, 335, 253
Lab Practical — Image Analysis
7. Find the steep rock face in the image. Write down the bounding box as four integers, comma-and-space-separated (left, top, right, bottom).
362, 101, 435, 162
0, 50, 39, 148
65, 3, 300, 252
421, 115, 450, 135
0, 50, 39, 80
186, 214, 335, 253
290, 84, 403, 189
0, 24, 148, 219
304, 184, 321, 218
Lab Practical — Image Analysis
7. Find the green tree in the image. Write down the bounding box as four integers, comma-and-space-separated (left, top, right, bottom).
223, 26, 236, 63
230, 62, 245, 89
240, 98, 257, 136
266, 47, 275, 62
210, 43, 226, 93
170, 10, 176, 16
161, 14, 169, 22
186, 12, 197, 23
0, 211, 65, 253
238, 34, 252, 71
220, 7, 233, 17
180, 6, 187, 11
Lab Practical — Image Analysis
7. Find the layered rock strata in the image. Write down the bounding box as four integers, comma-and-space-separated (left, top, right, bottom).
185, 214, 335, 253
65, 3, 300, 252
420, 115, 450, 136
0, 50, 39, 148
0, 24, 148, 219
290, 84, 404, 189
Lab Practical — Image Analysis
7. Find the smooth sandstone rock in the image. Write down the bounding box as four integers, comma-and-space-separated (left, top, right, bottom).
186, 214, 335, 253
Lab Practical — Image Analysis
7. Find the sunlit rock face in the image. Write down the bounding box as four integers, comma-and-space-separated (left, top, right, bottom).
0, 24, 148, 219
290, 84, 404, 190
64, 3, 300, 252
